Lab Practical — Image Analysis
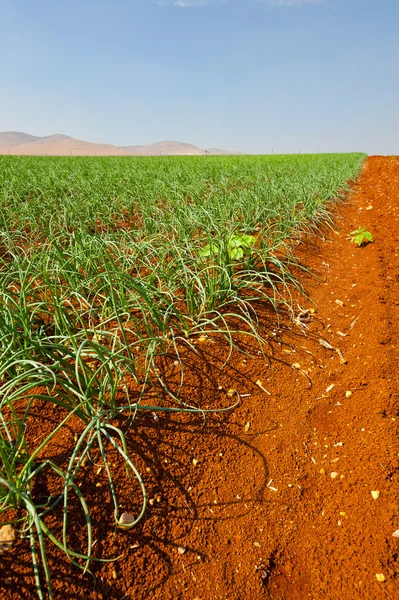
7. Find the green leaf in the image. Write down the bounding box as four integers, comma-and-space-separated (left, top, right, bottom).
230, 246, 244, 260
198, 243, 219, 257
239, 234, 256, 248
355, 234, 364, 246
363, 231, 373, 241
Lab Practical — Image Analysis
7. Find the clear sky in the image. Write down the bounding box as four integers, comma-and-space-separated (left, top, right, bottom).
0, 0, 398, 154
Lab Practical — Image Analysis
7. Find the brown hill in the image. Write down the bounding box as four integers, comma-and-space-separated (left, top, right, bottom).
123, 141, 203, 156
0, 132, 73, 150
8, 138, 132, 156
0, 132, 239, 156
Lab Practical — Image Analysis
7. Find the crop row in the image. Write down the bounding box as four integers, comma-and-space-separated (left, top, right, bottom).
0, 153, 366, 597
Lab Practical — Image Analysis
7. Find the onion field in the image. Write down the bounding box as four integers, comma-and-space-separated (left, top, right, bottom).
0, 153, 366, 598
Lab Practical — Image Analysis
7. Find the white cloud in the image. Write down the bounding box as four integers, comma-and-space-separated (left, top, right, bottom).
153, 0, 321, 7
152, 0, 210, 6
174, 0, 210, 5
266, 0, 321, 6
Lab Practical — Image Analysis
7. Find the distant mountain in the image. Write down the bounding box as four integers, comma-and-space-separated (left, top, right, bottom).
33, 134, 73, 144
0, 132, 73, 149
205, 147, 241, 156
9, 138, 132, 157
123, 141, 204, 156
0, 131, 239, 156
0, 132, 41, 148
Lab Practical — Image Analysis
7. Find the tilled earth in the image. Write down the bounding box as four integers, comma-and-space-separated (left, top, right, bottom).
1, 155, 399, 599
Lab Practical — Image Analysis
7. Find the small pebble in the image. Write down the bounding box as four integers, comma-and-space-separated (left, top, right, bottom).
375, 573, 385, 582
371, 490, 380, 500
331, 472, 339, 479
345, 391, 352, 398
0, 525, 15, 553
119, 512, 136, 526
178, 546, 187, 555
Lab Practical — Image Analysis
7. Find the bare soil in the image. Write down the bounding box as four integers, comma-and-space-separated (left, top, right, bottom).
1, 155, 399, 599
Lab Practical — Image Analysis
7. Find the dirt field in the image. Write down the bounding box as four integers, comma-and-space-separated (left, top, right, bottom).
2, 155, 399, 599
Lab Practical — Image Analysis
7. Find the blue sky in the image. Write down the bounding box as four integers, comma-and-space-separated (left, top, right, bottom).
0, 0, 398, 153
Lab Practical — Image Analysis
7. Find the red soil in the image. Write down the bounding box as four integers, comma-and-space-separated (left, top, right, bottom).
1, 155, 399, 599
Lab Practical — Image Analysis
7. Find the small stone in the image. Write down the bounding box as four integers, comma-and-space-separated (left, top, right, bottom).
392, 530, 399, 538
119, 512, 136, 526
0, 525, 15, 553
345, 391, 352, 398
192, 458, 199, 466
244, 422, 251, 433
331, 472, 339, 479
375, 573, 385, 582
112, 569, 117, 580
371, 490, 380, 500
227, 388, 236, 397
335, 299, 344, 307
178, 546, 187, 555
319, 468, 325, 475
